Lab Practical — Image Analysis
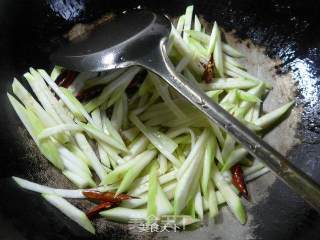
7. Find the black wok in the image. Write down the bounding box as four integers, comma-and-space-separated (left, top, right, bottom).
1, 0, 320, 239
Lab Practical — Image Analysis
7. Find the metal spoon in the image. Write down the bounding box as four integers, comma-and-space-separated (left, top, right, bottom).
51, 10, 320, 212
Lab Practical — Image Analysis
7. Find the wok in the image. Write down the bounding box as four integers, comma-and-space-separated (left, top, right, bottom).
1, 0, 320, 239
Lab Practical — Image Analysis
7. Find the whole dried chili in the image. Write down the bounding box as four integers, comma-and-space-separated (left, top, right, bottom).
76, 85, 104, 102
83, 191, 136, 218
86, 202, 114, 219
55, 70, 78, 88
82, 191, 135, 204
231, 164, 249, 200
202, 53, 215, 83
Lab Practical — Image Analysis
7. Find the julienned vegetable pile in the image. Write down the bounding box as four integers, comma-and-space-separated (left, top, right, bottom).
9, 5, 294, 234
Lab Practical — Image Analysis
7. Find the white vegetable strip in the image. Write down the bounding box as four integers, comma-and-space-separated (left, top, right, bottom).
12, 79, 60, 129
213, 25, 224, 77
194, 190, 204, 220
158, 154, 168, 175
24, 72, 63, 124
116, 150, 157, 194
121, 127, 139, 142
245, 167, 270, 182
128, 170, 177, 196
201, 78, 258, 90
201, 135, 217, 196
130, 113, 181, 167
42, 194, 95, 234
84, 69, 125, 89
150, 73, 186, 119
211, 161, 246, 224
38, 124, 81, 140
38, 69, 95, 125
194, 14, 201, 32
74, 133, 106, 182
176, 15, 185, 34
207, 21, 218, 55
178, 129, 210, 178
85, 67, 140, 112
183, 5, 194, 42
63, 170, 92, 189
174, 129, 209, 214
254, 101, 294, 128
12, 176, 116, 198
78, 122, 127, 152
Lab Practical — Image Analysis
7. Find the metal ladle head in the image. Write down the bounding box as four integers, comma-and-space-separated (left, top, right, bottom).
51, 10, 171, 72
51, 10, 320, 213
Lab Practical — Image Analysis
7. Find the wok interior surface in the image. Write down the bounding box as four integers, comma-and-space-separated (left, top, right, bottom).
1, 0, 320, 239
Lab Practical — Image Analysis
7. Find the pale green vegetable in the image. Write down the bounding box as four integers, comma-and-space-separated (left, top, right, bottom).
116, 150, 157, 194
254, 101, 294, 128
211, 161, 246, 224
42, 194, 95, 234
213, 25, 224, 77
130, 113, 180, 167
221, 148, 248, 172
147, 163, 158, 222
183, 5, 194, 42
201, 135, 217, 196
174, 129, 209, 214
8, 5, 296, 231
207, 180, 219, 218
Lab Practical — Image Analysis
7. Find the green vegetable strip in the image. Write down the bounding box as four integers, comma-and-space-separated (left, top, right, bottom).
207, 180, 219, 218
42, 194, 95, 234
158, 154, 168, 174
211, 160, 246, 224
194, 14, 201, 32
130, 113, 181, 167
74, 133, 106, 182
201, 135, 217, 196
150, 73, 186, 119
147, 163, 158, 222
213, 25, 224, 77
12, 79, 60, 130
254, 101, 294, 128
178, 129, 210, 178
221, 134, 236, 162
37, 124, 81, 140
176, 15, 185, 34
23, 72, 63, 124
85, 67, 140, 112
221, 147, 248, 172
201, 78, 258, 90
207, 21, 218, 55
38, 69, 94, 125
116, 150, 157, 194
174, 129, 209, 214
194, 189, 204, 219
245, 167, 270, 182
183, 5, 194, 42
84, 69, 125, 89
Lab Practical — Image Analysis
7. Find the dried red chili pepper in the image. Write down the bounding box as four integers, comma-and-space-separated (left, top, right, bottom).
231, 164, 249, 200
76, 85, 104, 102
82, 191, 136, 204
86, 201, 114, 219
202, 54, 215, 83
55, 70, 78, 88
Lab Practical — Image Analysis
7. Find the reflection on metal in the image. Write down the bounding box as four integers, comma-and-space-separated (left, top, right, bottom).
291, 58, 320, 107
49, 0, 85, 21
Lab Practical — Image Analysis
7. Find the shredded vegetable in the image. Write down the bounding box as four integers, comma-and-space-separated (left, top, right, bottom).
8, 5, 295, 233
